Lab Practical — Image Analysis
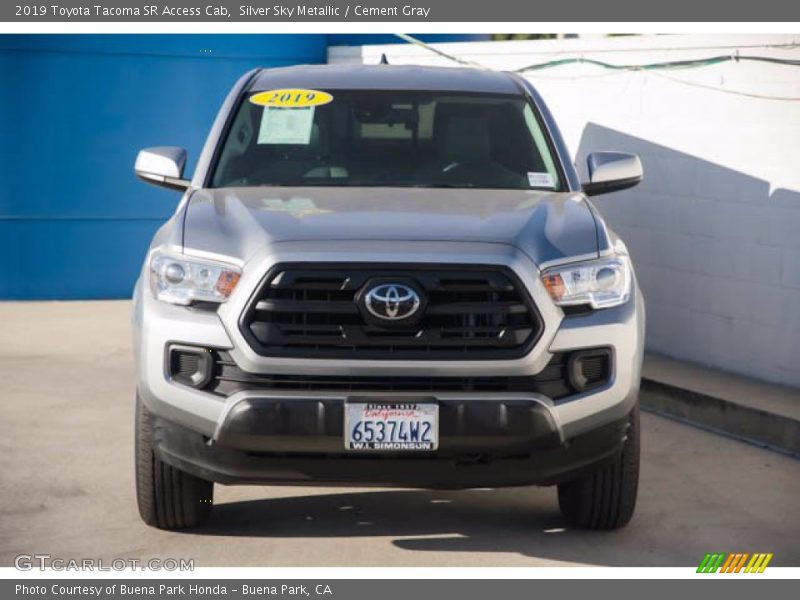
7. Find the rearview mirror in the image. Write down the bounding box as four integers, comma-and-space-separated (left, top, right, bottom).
135, 147, 190, 191
582, 151, 643, 196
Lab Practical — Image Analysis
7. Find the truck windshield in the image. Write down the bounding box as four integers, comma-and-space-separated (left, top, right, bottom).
210, 89, 564, 191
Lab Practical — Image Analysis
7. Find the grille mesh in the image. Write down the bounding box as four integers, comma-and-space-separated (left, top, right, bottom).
177, 353, 199, 377
581, 356, 606, 382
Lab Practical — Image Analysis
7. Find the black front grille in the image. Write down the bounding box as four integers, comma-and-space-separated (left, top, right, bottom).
209, 350, 574, 399
239, 264, 543, 360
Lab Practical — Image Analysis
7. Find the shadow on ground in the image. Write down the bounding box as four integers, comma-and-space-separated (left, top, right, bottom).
188, 486, 652, 566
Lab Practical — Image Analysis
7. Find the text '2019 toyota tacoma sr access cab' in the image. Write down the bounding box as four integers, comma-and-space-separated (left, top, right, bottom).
133, 65, 645, 530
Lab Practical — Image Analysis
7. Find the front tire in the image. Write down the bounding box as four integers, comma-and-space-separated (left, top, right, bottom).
557, 404, 640, 530
135, 396, 213, 529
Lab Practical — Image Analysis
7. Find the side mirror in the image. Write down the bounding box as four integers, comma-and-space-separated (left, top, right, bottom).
582, 151, 643, 196
135, 147, 190, 192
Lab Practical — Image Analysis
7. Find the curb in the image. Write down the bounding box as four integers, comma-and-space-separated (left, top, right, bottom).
640, 378, 800, 458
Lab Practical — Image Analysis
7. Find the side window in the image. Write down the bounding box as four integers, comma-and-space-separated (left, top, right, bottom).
417, 101, 434, 140
523, 104, 561, 188
211, 102, 256, 186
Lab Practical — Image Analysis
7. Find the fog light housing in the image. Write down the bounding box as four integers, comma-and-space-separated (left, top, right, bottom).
168, 345, 213, 388
567, 348, 612, 393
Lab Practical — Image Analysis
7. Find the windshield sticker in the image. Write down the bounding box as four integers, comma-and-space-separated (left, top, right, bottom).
257, 106, 315, 145
527, 172, 555, 188
249, 88, 333, 108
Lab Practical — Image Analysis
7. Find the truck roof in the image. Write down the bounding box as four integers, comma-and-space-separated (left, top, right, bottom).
248, 64, 523, 95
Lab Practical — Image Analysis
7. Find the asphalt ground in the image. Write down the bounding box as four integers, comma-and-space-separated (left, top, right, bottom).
1, 301, 798, 567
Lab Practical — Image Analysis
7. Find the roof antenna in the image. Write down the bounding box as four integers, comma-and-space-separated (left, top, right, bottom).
379, 53, 389, 65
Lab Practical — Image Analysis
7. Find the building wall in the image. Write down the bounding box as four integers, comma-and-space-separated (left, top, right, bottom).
0, 34, 329, 299
329, 35, 800, 387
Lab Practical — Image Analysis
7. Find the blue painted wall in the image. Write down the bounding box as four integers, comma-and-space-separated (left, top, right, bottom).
0, 34, 327, 299
0, 34, 480, 300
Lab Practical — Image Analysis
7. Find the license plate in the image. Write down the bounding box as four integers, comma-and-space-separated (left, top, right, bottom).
345, 402, 439, 451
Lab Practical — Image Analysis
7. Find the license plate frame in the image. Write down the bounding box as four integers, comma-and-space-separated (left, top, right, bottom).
344, 401, 439, 452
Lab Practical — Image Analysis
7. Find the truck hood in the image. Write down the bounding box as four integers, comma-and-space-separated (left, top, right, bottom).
182, 186, 600, 268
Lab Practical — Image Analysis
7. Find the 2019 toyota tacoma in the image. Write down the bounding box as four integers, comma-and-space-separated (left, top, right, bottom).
132, 65, 645, 530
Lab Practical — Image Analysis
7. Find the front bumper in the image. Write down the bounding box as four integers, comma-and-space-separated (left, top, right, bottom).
150, 404, 630, 488
133, 240, 644, 487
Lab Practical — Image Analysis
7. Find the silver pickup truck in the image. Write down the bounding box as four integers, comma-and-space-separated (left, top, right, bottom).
132, 64, 645, 531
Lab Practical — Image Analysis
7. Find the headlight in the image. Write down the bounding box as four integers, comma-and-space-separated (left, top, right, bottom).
541, 256, 631, 309
149, 251, 241, 305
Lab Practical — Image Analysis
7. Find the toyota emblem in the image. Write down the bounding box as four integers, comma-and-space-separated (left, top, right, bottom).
363, 283, 421, 321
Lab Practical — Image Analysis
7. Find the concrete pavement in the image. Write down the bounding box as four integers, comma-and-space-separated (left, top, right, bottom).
1, 301, 798, 567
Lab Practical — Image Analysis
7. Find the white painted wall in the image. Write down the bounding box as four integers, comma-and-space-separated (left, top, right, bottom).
329, 35, 800, 387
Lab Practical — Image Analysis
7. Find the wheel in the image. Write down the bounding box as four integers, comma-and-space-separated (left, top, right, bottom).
557, 404, 640, 530
135, 395, 213, 529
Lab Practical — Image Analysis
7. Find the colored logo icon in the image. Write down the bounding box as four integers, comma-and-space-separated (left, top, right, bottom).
697, 552, 773, 573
